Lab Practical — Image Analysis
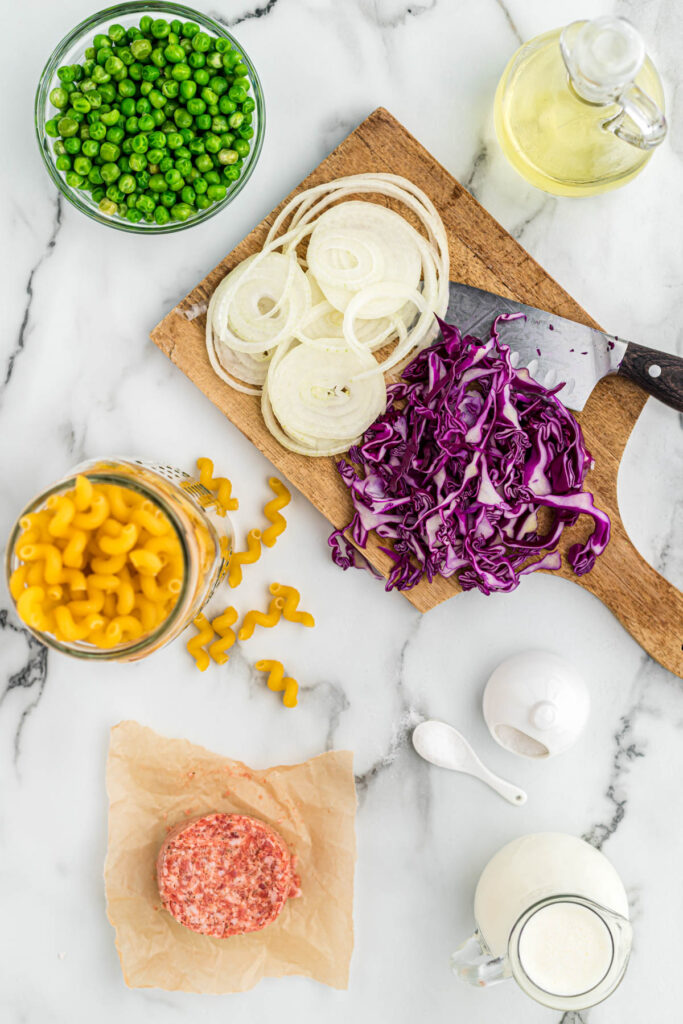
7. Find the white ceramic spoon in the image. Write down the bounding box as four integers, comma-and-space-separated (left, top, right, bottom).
412, 720, 527, 806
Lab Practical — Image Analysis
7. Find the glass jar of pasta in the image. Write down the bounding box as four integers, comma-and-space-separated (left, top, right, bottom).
4, 458, 232, 662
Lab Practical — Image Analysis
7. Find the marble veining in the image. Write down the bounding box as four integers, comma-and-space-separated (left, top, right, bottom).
1, 0, 682, 1022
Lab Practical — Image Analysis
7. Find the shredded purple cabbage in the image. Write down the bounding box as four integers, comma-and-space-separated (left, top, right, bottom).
329, 315, 610, 595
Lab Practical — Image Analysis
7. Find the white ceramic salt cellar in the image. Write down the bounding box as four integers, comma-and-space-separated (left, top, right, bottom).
483, 651, 590, 759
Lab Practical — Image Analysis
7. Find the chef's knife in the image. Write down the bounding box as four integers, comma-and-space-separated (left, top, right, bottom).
447, 281, 683, 413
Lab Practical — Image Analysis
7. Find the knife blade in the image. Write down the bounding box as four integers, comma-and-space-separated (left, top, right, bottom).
446, 281, 683, 413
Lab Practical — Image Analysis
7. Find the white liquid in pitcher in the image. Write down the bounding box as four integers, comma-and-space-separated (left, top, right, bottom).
474, 834, 629, 961
518, 901, 614, 996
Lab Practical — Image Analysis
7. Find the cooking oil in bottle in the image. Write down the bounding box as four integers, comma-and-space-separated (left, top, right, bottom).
494, 17, 666, 197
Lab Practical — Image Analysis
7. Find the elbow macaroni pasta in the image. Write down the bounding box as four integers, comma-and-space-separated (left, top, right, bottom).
228, 529, 262, 588
269, 583, 315, 628
196, 457, 239, 514
254, 659, 299, 709
186, 613, 215, 671
208, 606, 238, 664
238, 597, 285, 641
261, 477, 291, 548
10, 474, 184, 650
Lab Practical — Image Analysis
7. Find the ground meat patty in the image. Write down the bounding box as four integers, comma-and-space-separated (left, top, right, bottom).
157, 813, 301, 938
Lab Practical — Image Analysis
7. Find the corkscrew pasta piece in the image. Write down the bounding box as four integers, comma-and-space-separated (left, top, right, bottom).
228, 529, 262, 588
261, 477, 291, 548
238, 597, 285, 641
10, 474, 184, 650
186, 614, 215, 671
208, 606, 239, 664
196, 457, 239, 514
269, 583, 315, 628
255, 660, 299, 709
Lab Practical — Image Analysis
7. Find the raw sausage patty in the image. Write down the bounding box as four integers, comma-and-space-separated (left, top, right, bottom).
157, 813, 300, 938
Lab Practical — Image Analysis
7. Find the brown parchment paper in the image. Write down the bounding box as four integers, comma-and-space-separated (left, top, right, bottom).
104, 721, 356, 993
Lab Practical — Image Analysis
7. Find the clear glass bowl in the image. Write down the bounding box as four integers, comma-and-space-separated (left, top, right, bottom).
34, 1, 265, 234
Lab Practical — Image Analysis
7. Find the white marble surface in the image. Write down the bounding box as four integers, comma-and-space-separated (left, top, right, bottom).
1, 0, 682, 1021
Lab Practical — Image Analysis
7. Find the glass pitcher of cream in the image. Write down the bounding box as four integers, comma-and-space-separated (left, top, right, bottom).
451, 833, 632, 1011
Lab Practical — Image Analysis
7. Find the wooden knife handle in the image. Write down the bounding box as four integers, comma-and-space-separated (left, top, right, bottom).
618, 343, 683, 413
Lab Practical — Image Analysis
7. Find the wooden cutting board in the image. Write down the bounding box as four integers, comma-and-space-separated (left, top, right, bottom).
151, 107, 682, 678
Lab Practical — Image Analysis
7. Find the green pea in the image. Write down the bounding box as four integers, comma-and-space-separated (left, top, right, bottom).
171, 63, 191, 81
98, 198, 118, 217
215, 38, 231, 54
196, 193, 210, 210
46, 118, 59, 137
100, 108, 120, 126
208, 77, 227, 97
65, 171, 84, 188
71, 94, 91, 113
154, 205, 170, 224
140, 15, 153, 34
188, 52, 205, 69
131, 38, 152, 60
99, 83, 117, 103
149, 88, 166, 108
80, 78, 97, 93
57, 65, 76, 83
160, 190, 175, 206
127, 207, 144, 223
228, 111, 244, 129
152, 107, 166, 125
193, 67, 210, 85
186, 97, 205, 116
159, 156, 174, 173
180, 80, 197, 101
139, 80, 153, 97
58, 116, 79, 137
194, 175, 208, 194
120, 97, 135, 117
187, 137, 205, 155
175, 157, 193, 177
161, 79, 179, 99
91, 64, 110, 84
149, 173, 166, 192
217, 148, 238, 165
106, 185, 124, 202
211, 115, 229, 133
121, 137, 133, 154
150, 47, 167, 67
173, 108, 193, 129
205, 169, 220, 184
89, 120, 106, 140
192, 31, 211, 52
105, 55, 124, 76
138, 114, 155, 132
135, 170, 150, 189
128, 62, 143, 80
71, 156, 88, 177
92, 187, 105, 203
207, 184, 226, 201
175, 143, 192, 158
81, 138, 99, 158
50, 86, 69, 109
125, 115, 139, 133
238, 125, 254, 140
118, 173, 136, 194
129, 150, 147, 170
55, 155, 71, 171
242, 97, 256, 114
223, 165, 240, 181
194, 153, 213, 173
118, 46, 134, 66
164, 167, 183, 187
53, 140, 67, 155
181, 185, 196, 205
118, 78, 137, 97
219, 132, 235, 148
233, 63, 249, 78
164, 43, 184, 63
100, 141, 120, 161
101, 162, 120, 182
151, 19, 170, 39
166, 131, 182, 149
202, 132, 220, 153
89, 166, 103, 185
228, 85, 247, 104
146, 147, 163, 164
206, 52, 223, 69
233, 137, 250, 157
87, 90, 103, 109
141, 64, 160, 82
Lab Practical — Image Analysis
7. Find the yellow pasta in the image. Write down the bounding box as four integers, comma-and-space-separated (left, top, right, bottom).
46, 495, 75, 537
269, 583, 315, 628
238, 597, 285, 641
17, 587, 49, 631
228, 529, 262, 588
255, 659, 299, 709
74, 474, 94, 511
10, 475, 184, 649
129, 549, 164, 576
208, 606, 238, 664
186, 613, 215, 671
262, 477, 291, 548
196, 457, 239, 514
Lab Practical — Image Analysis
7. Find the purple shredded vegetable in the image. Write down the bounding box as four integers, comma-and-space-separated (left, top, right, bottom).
329, 316, 610, 595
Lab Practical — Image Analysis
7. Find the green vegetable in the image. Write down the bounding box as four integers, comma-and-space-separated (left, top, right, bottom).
45, 15, 256, 225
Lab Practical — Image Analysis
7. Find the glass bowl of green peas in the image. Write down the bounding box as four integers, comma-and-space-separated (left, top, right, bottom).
35, 2, 265, 232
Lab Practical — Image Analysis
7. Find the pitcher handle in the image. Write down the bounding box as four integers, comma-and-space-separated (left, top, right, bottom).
604, 83, 667, 150
450, 930, 510, 987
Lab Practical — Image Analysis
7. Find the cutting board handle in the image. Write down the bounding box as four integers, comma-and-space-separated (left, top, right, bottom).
577, 506, 682, 678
